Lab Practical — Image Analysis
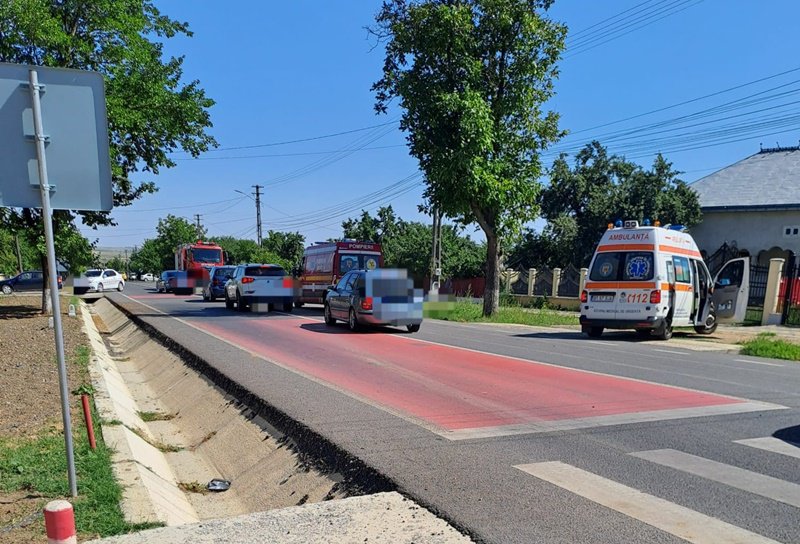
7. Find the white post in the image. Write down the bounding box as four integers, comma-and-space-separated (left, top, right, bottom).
579, 268, 589, 295
29, 69, 77, 497
505, 268, 513, 292
762, 258, 785, 325
552, 267, 561, 298
527, 268, 536, 296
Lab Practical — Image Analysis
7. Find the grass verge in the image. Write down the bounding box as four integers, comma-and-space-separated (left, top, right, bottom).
434, 300, 579, 327
740, 332, 800, 361
0, 426, 162, 539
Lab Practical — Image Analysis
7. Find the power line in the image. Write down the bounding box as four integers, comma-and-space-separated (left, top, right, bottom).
174, 143, 407, 161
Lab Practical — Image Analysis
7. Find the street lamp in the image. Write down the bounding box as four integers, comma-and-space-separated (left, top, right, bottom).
235, 187, 263, 247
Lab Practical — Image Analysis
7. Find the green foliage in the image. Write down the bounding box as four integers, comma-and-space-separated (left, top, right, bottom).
0, 222, 38, 275
129, 215, 199, 273
372, 0, 567, 316
262, 230, 305, 269
511, 141, 703, 269
740, 333, 800, 361
0, 0, 215, 306
104, 256, 127, 273
437, 300, 579, 327
211, 236, 259, 265
342, 206, 398, 243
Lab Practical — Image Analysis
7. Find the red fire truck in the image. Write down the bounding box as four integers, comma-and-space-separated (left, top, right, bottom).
174, 240, 226, 294
295, 241, 383, 306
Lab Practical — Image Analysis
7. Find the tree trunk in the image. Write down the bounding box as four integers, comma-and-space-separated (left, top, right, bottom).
40, 254, 52, 315
483, 231, 501, 317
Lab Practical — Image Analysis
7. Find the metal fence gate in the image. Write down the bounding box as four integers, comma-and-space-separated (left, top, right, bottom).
780, 254, 800, 326
745, 263, 770, 325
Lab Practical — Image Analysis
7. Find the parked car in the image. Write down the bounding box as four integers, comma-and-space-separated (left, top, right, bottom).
157, 270, 179, 293
78, 269, 125, 293
324, 269, 423, 333
203, 266, 236, 302
224, 264, 293, 312
0, 270, 62, 295
140, 273, 154, 282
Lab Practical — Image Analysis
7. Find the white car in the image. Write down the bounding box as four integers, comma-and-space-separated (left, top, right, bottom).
79, 269, 125, 293
140, 273, 154, 282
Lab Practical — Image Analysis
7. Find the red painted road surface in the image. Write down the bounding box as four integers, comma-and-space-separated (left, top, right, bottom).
189, 316, 744, 433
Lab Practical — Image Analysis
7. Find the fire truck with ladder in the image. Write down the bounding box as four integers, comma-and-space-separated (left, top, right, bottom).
174, 240, 226, 295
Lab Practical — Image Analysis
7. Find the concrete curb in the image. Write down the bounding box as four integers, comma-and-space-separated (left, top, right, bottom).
79, 301, 199, 527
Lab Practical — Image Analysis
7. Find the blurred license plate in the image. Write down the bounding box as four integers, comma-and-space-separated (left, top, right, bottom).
591, 294, 614, 302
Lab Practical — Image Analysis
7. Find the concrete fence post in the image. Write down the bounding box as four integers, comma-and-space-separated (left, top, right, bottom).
762, 258, 785, 325
504, 269, 513, 292
579, 267, 589, 295
552, 268, 562, 298
527, 268, 536, 296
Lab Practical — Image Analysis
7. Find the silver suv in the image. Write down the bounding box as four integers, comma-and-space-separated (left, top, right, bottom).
224, 264, 293, 312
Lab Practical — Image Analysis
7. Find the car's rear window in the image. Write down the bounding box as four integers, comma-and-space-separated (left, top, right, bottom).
590, 252, 654, 281
85, 270, 101, 277
244, 266, 285, 277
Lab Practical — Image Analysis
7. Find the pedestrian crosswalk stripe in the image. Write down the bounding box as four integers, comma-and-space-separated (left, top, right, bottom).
734, 437, 800, 460
515, 461, 780, 544
631, 449, 800, 508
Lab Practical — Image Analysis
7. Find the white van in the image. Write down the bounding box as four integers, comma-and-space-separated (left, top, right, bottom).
580, 220, 750, 340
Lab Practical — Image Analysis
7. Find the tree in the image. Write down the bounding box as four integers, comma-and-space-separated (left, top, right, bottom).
129, 215, 200, 274
211, 236, 260, 266
129, 239, 162, 275
262, 231, 305, 269
519, 141, 702, 268
341, 206, 399, 243
372, 0, 567, 315
0, 0, 216, 311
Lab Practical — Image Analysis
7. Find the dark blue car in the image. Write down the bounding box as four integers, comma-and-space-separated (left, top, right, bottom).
1, 270, 62, 295
203, 266, 236, 301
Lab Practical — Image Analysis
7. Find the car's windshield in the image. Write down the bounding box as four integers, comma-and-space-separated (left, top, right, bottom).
85, 270, 102, 277
191, 248, 222, 264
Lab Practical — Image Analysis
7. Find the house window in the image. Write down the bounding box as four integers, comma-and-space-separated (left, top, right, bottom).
783, 226, 800, 238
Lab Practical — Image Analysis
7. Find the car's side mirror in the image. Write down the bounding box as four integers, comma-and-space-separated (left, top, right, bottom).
327, 285, 335, 292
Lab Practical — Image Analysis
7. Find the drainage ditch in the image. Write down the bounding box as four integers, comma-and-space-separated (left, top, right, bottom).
84, 296, 395, 523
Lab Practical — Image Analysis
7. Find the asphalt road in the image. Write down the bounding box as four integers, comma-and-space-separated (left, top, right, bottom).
109, 282, 800, 544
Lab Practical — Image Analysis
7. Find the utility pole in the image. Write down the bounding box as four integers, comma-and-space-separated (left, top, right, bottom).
430, 207, 442, 294
253, 184, 263, 247
194, 214, 203, 239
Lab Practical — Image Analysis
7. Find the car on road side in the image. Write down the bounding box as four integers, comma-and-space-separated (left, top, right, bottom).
224, 264, 293, 312
157, 270, 178, 293
140, 273, 154, 282
0, 270, 62, 295
78, 269, 124, 293
203, 266, 236, 301
324, 269, 423, 333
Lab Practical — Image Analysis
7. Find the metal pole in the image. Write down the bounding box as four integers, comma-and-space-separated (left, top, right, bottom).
15, 234, 24, 274
29, 69, 77, 497
430, 207, 441, 294
253, 184, 263, 247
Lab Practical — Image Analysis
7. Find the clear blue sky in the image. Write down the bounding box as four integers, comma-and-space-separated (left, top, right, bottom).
83, 0, 800, 250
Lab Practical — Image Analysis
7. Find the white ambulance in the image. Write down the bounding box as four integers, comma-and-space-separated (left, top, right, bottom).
580, 220, 750, 340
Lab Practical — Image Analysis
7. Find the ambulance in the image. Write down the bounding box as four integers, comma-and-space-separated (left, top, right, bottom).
580, 220, 750, 340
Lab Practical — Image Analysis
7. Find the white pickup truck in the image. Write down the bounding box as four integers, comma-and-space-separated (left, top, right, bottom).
224, 264, 294, 313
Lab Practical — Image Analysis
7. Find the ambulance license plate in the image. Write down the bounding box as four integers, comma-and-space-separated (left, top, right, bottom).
591, 294, 614, 302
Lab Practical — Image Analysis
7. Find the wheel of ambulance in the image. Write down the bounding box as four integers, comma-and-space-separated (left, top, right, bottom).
117, 281, 124, 292
2, 285, 12, 295
324, 303, 336, 325
282, 301, 293, 313
584, 326, 603, 338
225, 293, 234, 309
96, 283, 104, 293
635, 329, 652, 338
694, 303, 718, 335
655, 321, 673, 341
406, 323, 420, 333
347, 308, 360, 332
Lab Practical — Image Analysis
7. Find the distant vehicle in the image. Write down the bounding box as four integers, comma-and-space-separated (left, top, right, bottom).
224, 264, 293, 313
140, 273, 154, 282
76, 269, 124, 293
174, 240, 227, 294
324, 269, 422, 333
203, 266, 236, 302
295, 241, 383, 307
0, 270, 62, 295
157, 270, 179, 293
580, 219, 750, 340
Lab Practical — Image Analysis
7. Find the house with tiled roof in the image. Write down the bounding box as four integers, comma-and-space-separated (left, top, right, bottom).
690, 145, 800, 266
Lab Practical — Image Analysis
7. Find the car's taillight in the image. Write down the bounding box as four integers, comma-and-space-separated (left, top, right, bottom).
361, 297, 373, 311
580, 290, 588, 303
282, 278, 293, 289
242, 277, 254, 284
650, 290, 661, 304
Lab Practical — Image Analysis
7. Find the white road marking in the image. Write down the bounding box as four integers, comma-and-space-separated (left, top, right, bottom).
734, 437, 800, 460
584, 340, 618, 346
653, 349, 688, 355
515, 461, 780, 544
631, 449, 800, 508
735, 359, 784, 367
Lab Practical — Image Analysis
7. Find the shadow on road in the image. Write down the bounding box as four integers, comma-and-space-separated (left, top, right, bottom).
773, 425, 800, 448
300, 322, 408, 335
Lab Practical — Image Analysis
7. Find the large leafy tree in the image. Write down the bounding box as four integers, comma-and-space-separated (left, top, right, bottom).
372, 0, 567, 315
129, 215, 201, 274
262, 230, 305, 269
341, 206, 399, 244
512, 141, 702, 269
0, 0, 216, 310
